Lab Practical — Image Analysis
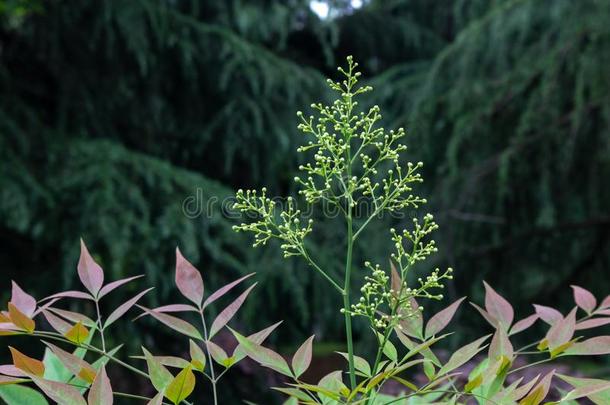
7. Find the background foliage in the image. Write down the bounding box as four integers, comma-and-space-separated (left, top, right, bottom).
1, 0, 609, 401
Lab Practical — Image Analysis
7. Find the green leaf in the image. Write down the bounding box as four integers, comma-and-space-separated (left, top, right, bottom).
165, 366, 195, 405
137, 307, 202, 340
376, 333, 397, 362
291, 336, 314, 378
142, 347, 173, 393
556, 374, 610, 405
437, 335, 490, 376
336, 352, 371, 376
189, 340, 206, 372
0, 384, 49, 405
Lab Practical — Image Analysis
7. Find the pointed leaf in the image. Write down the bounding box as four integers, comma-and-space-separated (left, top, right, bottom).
132, 304, 198, 321
209, 283, 257, 338
87, 366, 112, 405
397, 298, 423, 338
390, 261, 401, 296
142, 348, 173, 393
571, 285, 597, 314
10, 347, 44, 377
533, 305, 563, 325
600, 296, 610, 310
42, 291, 94, 302
8, 303, 35, 333
146, 393, 164, 405
510, 314, 539, 335
470, 302, 499, 327
78, 240, 104, 296
556, 374, 610, 405
0, 365, 27, 377
519, 370, 554, 405
98, 275, 144, 299
205, 341, 229, 366
511, 375, 540, 401
437, 335, 490, 376
489, 328, 513, 361
563, 336, 610, 356
425, 297, 465, 338
10, 281, 36, 317
233, 321, 282, 362
0, 385, 49, 405
42, 310, 72, 334
44, 343, 96, 384
47, 308, 96, 328
336, 352, 371, 376
576, 317, 610, 330
189, 340, 206, 372
65, 322, 90, 345
545, 307, 576, 354
175, 248, 204, 306
137, 306, 202, 340
292, 336, 314, 378
202, 273, 255, 310
31, 376, 87, 405
104, 288, 153, 328
484, 281, 514, 330
165, 366, 195, 405
231, 329, 292, 377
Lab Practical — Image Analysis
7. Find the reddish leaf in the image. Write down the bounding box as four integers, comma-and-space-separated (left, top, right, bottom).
545, 307, 577, 354
30, 375, 87, 405
42, 309, 72, 334
10, 281, 36, 317
8, 303, 35, 333
206, 341, 229, 366
390, 261, 401, 296
44, 342, 97, 383
470, 302, 498, 328
489, 328, 513, 361
576, 317, 610, 330
425, 297, 465, 338
209, 283, 257, 338
483, 281, 514, 330
564, 336, 610, 356
202, 273, 255, 309
9, 347, 44, 377
78, 239, 104, 296
175, 248, 204, 306
88, 366, 112, 405
510, 314, 539, 335
519, 370, 554, 405
533, 304, 563, 325
231, 329, 293, 377
572, 285, 597, 314
98, 275, 144, 299
233, 321, 283, 362
104, 288, 153, 328
292, 336, 314, 378
133, 304, 198, 321
511, 375, 540, 401
0, 365, 27, 377
137, 306, 202, 340
398, 298, 423, 338
596, 309, 610, 316
0, 375, 27, 385
47, 308, 96, 328
600, 296, 610, 310
42, 291, 94, 302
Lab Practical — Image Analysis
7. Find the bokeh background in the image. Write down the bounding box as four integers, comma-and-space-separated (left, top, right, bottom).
1, 0, 609, 402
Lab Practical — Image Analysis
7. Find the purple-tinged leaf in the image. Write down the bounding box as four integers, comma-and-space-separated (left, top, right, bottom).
233, 321, 283, 362
425, 297, 465, 338
175, 248, 204, 306
231, 329, 293, 377
88, 365, 112, 405
128, 356, 191, 369
437, 335, 490, 376
545, 307, 577, 354
47, 308, 96, 328
189, 340, 206, 372
44, 342, 96, 383
0, 375, 28, 385
562, 380, 610, 402
596, 309, 610, 316
510, 314, 539, 335
390, 261, 401, 297
556, 374, 610, 404
511, 374, 540, 401
571, 285, 597, 314
489, 328, 513, 362
142, 348, 173, 393
600, 296, 610, 310
576, 317, 610, 330
398, 298, 423, 339
292, 336, 314, 378
10, 281, 36, 317
30, 376, 87, 405
132, 304, 198, 321
563, 336, 610, 356
0, 365, 26, 377
42, 291, 94, 302
206, 341, 229, 366
533, 304, 563, 325
483, 281, 514, 330
98, 275, 144, 299
470, 302, 498, 328
104, 288, 153, 328
209, 283, 257, 338
202, 273, 255, 310
42, 310, 72, 334
519, 370, 554, 405
78, 240, 104, 296
33, 298, 60, 316
137, 306, 202, 340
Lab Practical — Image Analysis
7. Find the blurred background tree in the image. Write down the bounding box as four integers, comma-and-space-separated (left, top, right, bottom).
1, 0, 609, 402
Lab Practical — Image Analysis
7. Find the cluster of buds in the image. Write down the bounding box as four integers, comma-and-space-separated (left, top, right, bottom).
390, 213, 439, 268
232, 189, 313, 258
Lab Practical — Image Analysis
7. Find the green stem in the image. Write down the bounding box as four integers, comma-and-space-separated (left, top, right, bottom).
343, 214, 357, 391
199, 310, 219, 405
94, 298, 106, 352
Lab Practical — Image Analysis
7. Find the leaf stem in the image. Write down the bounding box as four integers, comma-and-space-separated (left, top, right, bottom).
199, 310, 219, 405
